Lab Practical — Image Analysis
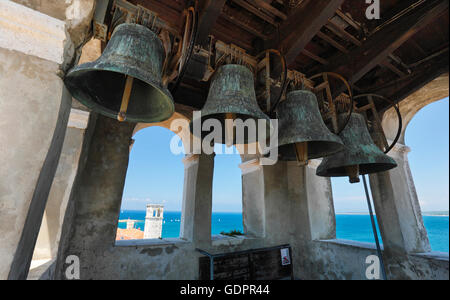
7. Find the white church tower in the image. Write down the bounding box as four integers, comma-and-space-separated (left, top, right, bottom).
144, 204, 164, 239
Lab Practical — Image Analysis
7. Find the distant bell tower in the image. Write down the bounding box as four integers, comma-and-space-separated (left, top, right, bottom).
126, 219, 136, 230
144, 204, 164, 239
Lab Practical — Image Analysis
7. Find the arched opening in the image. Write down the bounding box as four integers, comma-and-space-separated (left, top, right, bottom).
116, 126, 185, 241
404, 98, 449, 252
211, 144, 244, 237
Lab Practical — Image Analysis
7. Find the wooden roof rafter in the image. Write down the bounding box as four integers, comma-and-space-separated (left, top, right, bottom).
121, 0, 448, 112
313, 0, 449, 85
265, 0, 345, 66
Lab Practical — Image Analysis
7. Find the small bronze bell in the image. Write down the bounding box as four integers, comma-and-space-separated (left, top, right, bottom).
316, 113, 397, 183
276, 90, 344, 164
65, 23, 174, 123
190, 64, 271, 145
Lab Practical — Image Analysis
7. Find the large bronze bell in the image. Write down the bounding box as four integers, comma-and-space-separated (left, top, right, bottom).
276, 90, 344, 164
191, 64, 271, 145
65, 23, 174, 123
316, 113, 397, 183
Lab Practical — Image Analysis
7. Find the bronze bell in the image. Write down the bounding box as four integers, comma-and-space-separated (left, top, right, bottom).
65, 23, 174, 123
190, 64, 271, 145
316, 113, 397, 183
276, 90, 344, 164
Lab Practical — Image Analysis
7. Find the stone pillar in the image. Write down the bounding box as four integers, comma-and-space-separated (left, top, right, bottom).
369, 143, 431, 253
238, 157, 337, 279
260, 161, 289, 244
369, 142, 431, 279
254, 159, 336, 243
180, 153, 214, 246
54, 115, 135, 280
0, 1, 75, 279
287, 160, 336, 241
239, 159, 265, 238
32, 109, 90, 261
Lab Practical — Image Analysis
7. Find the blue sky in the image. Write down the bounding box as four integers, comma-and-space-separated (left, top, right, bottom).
121, 97, 448, 213
405, 98, 449, 211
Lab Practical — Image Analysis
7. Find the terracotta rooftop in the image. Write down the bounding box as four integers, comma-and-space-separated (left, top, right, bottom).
116, 228, 144, 240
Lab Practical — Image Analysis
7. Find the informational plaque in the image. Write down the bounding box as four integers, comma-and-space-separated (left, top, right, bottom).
280, 248, 291, 266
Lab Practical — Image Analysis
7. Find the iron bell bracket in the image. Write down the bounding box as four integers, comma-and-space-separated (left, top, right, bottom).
205, 41, 258, 77
354, 94, 403, 154
308, 72, 354, 135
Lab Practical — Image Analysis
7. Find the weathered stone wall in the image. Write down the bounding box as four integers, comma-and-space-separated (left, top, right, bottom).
32, 115, 89, 261
0, 46, 71, 279
11, 0, 96, 52
0, 0, 95, 279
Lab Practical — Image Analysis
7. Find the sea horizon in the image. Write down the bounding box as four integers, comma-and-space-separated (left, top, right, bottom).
120, 209, 450, 217
118, 209, 449, 252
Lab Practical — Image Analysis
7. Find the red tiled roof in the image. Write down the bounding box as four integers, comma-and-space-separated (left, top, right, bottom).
116, 228, 144, 240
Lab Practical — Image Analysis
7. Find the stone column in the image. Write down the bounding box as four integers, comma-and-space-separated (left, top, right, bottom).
260, 161, 290, 244
239, 159, 265, 238
255, 159, 337, 243
180, 153, 215, 246
369, 142, 431, 279
0, 1, 75, 279
288, 160, 336, 275
32, 109, 90, 261
54, 115, 135, 280
369, 143, 431, 254
287, 160, 336, 241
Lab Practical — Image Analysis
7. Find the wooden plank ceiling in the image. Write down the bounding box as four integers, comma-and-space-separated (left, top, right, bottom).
127, 0, 449, 110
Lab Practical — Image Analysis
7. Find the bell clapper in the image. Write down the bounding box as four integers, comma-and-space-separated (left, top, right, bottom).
117, 75, 134, 122
346, 165, 360, 183
294, 142, 309, 166
225, 113, 235, 147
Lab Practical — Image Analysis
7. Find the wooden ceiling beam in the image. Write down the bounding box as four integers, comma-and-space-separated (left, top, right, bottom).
266, 0, 344, 66
316, 31, 349, 53
231, 0, 278, 26
302, 49, 329, 65
335, 9, 361, 32
386, 52, 449, 105
196, 0, 227, 48
381, 61, 407, 77
322, 0, 449, 85
324, 20, 362, 47
221, 7, 269, 40
251, 0, 287, 20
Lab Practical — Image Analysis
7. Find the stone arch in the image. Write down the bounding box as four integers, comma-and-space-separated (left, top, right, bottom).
118, 108, 196, 241
133, 110, 269, 163
133, 107, 195, 155
382, 73, 449, 143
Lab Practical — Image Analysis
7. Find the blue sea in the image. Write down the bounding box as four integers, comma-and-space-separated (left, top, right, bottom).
118, 211, 449, 252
